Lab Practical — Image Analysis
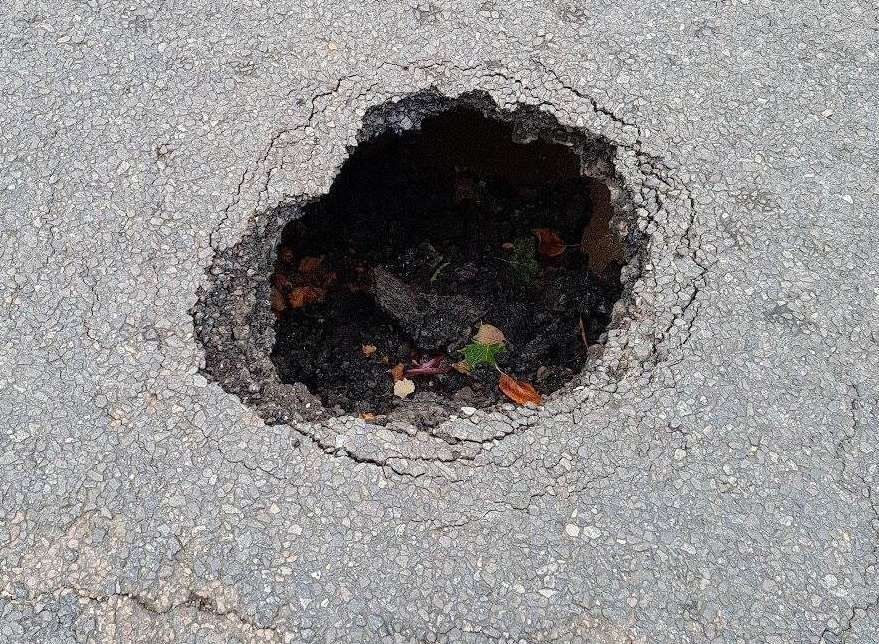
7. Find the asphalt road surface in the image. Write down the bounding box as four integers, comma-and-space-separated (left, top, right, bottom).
1, 1, 877, 642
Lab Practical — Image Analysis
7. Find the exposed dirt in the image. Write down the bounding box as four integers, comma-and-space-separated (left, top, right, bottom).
270, 107, 624, 419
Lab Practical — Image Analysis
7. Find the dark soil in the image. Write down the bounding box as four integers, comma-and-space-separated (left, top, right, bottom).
270, 107, 624, 418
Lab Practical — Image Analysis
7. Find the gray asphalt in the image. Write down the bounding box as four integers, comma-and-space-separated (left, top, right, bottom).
1, 1, 877, 642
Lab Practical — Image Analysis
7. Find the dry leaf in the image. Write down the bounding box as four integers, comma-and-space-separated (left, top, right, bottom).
298, 256, 323, 273
452, 360, 471, 374
278, 247, 295, 263
498, 373, 542, 406
580, 182, 624, 272
361, 344, 377, 357
388, 363, 406, 381
533, 228, 566, 257
473, 323, 506, 345
394, 378, 415, 399
288, 285, 323, 309
358, 412, 376, 421
272, 272, 291, 289
270, 287, 287, 313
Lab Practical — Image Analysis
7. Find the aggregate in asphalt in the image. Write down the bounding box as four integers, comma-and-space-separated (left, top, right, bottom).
1, 2, 877, 642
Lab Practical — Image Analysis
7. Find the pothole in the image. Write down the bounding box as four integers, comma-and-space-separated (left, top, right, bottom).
192, 90, 663, 431
270, 105, 627, 425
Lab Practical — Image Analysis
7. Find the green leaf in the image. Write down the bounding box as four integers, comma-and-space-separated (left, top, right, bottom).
460, 342, 505, 369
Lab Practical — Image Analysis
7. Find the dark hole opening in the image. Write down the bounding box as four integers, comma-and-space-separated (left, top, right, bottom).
270, 106, 624, 420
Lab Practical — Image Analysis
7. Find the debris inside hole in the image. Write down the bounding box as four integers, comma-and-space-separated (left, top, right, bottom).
270, 105, 625, 422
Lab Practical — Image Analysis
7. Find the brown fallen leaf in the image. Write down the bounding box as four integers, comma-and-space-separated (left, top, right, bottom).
298, 256, 323, 273
358, 412, 376, 422
272, 272, 291, 289
533, 228, 566, 257
498, 373, 543, 406
388, 363, 406, 381
270, 287, 287, 313
580, 182, 624, 272
288, 285, 323, 309
361, 344, 377, 357
452, 360, 471, 374
473, 323, 506, 345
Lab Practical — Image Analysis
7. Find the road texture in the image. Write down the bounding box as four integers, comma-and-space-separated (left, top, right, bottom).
1, 1, 877, 642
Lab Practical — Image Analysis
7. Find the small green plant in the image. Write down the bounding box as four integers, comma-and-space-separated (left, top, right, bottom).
509, 237, 538, 286
460, 342, 505, 369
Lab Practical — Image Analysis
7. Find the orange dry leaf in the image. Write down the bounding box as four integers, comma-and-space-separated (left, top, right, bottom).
532, 228, 566, 257
498, 373, 543, 406
288, 286, 323, 309
452, 360, 472, 374
358, 412, 376, 422
388, 363, 406, 381
298, 256, 323, 274
361, 344, 377, 357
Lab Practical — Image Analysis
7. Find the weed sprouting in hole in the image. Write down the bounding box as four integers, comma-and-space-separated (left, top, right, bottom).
460, 341, 506, 369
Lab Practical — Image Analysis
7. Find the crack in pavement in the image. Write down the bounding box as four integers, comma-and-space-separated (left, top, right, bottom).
52, 585, 282, 637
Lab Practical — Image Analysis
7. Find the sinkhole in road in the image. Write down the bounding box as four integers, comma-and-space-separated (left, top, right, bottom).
268, 98, 632, 422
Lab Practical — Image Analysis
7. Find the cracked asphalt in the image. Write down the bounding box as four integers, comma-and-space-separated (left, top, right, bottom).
1, 1, 877, 642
